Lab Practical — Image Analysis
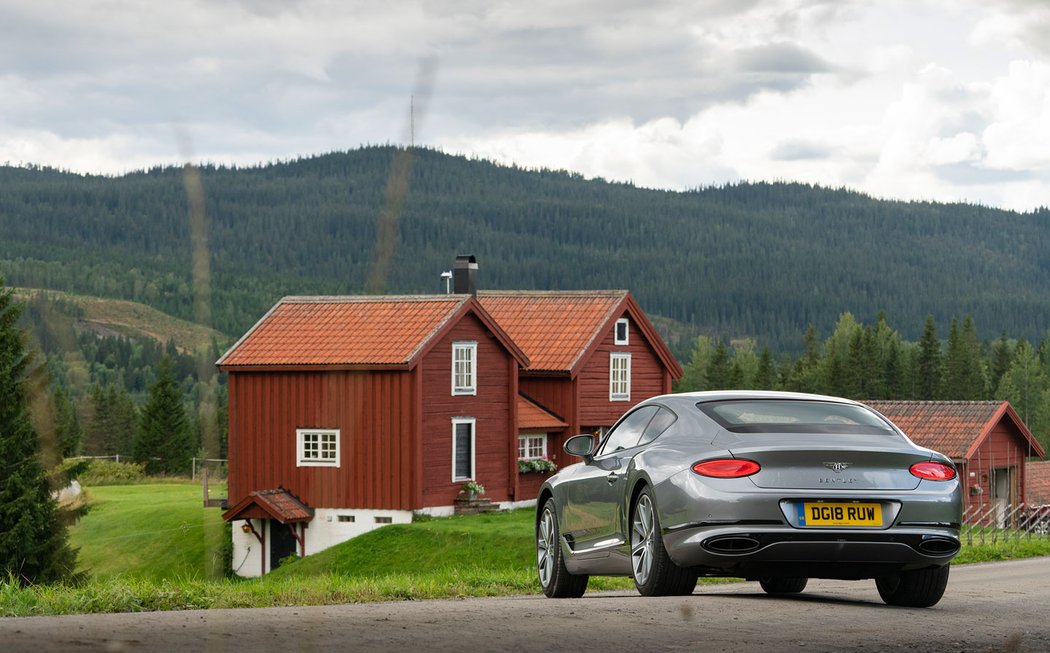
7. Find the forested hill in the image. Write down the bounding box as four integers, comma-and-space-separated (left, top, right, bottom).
2, 145, 1049, 352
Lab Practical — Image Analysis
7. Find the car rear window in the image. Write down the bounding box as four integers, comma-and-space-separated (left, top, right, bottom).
696, 400, 894, 435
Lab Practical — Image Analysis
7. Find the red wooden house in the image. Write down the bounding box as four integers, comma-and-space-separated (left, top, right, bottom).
477, 290, 683, 498
217, 256, 683, 576
866, 400, 1045, 526
218, 294, 528, 576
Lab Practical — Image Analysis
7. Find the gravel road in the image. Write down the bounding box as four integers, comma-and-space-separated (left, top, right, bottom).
2, 557, 1047, 653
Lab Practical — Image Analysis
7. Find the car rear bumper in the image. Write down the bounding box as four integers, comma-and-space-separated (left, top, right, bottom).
663, 524, 960, 580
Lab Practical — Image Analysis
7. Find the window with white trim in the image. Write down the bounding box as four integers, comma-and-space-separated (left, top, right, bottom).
452, 342, 477, 395
297, 428, 340, 467
518, 433, 548, 460
610, 352, 631, 401
614, 318, 629, 345
452, 417, 476, 481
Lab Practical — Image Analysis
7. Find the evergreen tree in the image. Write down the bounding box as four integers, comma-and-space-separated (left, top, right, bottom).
51, 386, 82, 457
111, 386, 138, 456
135, 356, 194, 475
784, 324, 823, 393
83, 384, 137, 457
0, 279, 78, 584
676, 336, 714, 392
995, 339, 1045, 431
707, 341, 731, 390
959, 316, 986, 399
754, 347, 777, 389
916, 315, 942, 400
989, 331, 1013, 395
942, 317, 966, 399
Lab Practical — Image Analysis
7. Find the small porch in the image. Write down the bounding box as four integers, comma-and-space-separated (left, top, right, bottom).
223, 488, 314, 577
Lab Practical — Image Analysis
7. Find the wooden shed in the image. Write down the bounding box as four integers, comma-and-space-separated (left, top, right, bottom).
865, 400, 1045, 526
218, 294, 527, 576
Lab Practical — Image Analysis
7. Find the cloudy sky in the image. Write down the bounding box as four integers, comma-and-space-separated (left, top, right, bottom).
2, 0, 1049, 211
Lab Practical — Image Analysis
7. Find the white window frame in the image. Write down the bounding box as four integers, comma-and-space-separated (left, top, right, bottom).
296, 428, 340, 467
610, 352, 631, 402
614, 318, 629, 345
518, 433, 548, 460
451, 417, 476, 482
451, 341, 478, 396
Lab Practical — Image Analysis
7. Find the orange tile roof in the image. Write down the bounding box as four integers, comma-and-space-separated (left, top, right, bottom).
864, 400, 1044, 460
217, 296, 470, 368
223, 488, 314, 523
518, 395, 568, 430
1027, 461, 1050, 507
477, 291, 628, 373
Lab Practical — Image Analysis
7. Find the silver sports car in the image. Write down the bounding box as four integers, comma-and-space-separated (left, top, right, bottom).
536, 391, 962, 607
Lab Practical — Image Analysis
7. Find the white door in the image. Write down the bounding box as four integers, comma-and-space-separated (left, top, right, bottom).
992, 467, 1011, 528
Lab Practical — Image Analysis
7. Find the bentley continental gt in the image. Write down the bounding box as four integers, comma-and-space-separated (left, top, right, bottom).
535, 391, 962, 607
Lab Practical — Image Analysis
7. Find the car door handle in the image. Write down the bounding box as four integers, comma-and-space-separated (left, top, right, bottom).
606, 473, 618, 484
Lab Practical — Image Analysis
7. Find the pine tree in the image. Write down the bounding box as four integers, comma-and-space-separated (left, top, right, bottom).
0, 279, 78, 584
51, 386, 82, 457
676, 336, 714, 392
916, 315, 942, 400
707, 341, 731, 390
755, 347, 777, 389
989, 331, 1013, 395
135, 356, 193, 475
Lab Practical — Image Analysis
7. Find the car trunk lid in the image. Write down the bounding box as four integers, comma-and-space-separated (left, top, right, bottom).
727, 433, 928, 491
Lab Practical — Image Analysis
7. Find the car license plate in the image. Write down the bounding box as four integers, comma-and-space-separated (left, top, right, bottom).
797, 502, 883, 527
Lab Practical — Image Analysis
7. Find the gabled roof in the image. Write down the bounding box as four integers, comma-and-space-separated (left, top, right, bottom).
865, 400, 1045, 460
518, 394, 568, 430
222, 488, 314, 523
477, 290, 682, 379
217, 295, 528, 370
1028, 461, 1050, 507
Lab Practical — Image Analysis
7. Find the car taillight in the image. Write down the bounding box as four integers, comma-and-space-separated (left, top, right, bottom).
910, 461, 957, 481
692, 459, 761, 478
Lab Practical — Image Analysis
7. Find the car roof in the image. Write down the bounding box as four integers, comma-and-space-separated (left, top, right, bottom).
646, 390, 864, 406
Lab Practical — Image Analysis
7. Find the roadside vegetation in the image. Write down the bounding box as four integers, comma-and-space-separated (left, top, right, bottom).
1, 479, 1048, 617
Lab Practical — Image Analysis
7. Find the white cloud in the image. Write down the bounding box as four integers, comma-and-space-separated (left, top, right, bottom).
982, 60, 1050, 170
1, 0, 1049, 209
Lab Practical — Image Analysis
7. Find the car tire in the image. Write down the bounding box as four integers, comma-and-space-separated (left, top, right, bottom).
759, 577, 808, 594
875, 564, 950, 608
537, 498, 588, 598
631, 487, 698, 597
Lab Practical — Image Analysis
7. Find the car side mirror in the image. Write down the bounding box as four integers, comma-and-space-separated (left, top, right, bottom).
564, 434, 596, 462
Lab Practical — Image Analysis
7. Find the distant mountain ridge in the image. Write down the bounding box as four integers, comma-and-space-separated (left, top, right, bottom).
2, 146, 1049, 352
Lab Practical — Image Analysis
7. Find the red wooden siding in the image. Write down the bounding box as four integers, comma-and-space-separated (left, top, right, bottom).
963, 423, 1033, 511
578, 318, 667, 426
519, 377, 575, 468
420, 313, 517, 505
227, 369, 418, 511
518, 471, 554, 499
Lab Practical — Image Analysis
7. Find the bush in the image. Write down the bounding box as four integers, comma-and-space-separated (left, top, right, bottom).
517, 457, 557, 473
65, 458, 147, 485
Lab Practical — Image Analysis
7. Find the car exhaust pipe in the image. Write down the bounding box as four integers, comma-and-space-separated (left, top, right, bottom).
703, 536, 762, 554
916, 538, 960, 556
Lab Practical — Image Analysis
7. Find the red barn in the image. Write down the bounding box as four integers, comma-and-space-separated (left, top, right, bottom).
218, 294, 527, 576
866, 400, 1045, 526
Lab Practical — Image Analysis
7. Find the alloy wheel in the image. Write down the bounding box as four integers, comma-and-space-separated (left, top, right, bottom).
537, 507, 556, 588
631, 493, 655, 585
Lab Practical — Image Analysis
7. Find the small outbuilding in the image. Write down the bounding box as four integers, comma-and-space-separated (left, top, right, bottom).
866, 400, 1045, 526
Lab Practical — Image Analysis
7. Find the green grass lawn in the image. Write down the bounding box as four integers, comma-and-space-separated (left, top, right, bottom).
2, 481, 1045, 617
69, 482, 228, 581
